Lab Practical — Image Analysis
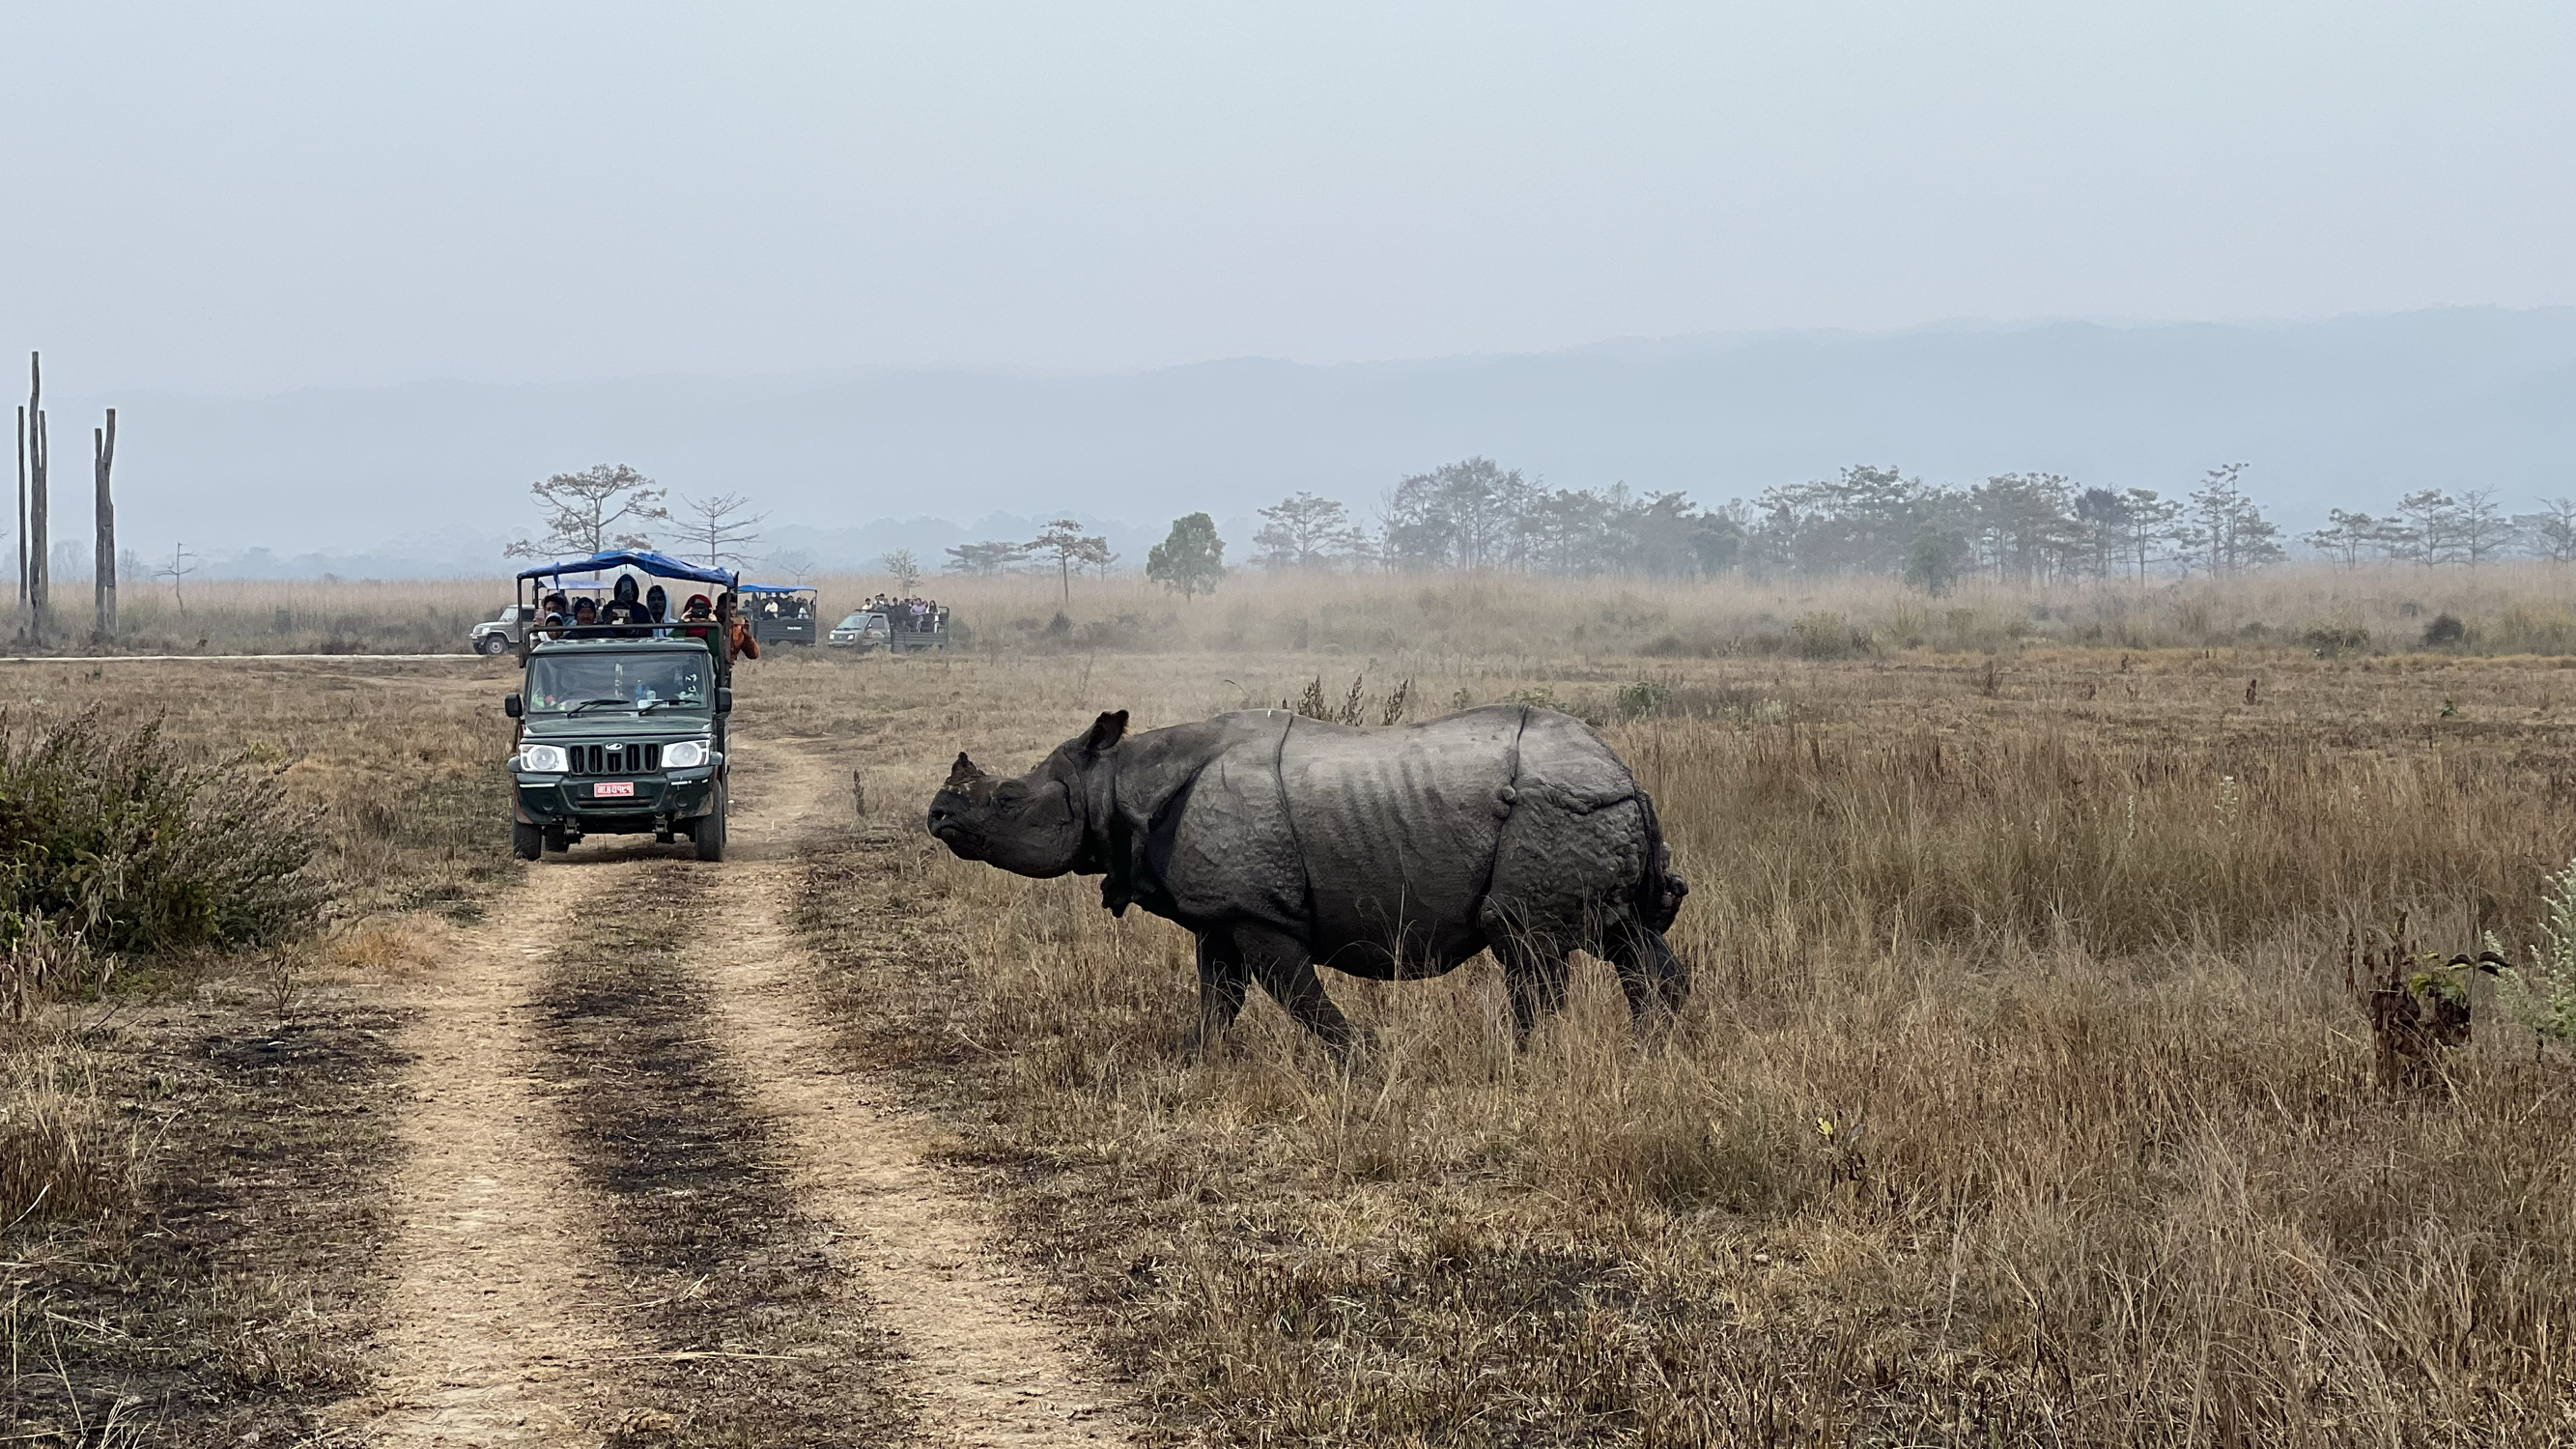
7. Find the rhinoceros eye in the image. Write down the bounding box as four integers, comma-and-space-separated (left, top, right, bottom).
994, 781, 1029, 805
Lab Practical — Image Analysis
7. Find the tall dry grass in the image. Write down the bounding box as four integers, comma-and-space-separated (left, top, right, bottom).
793, 644, 2576, 1444
13, 558, 2576, 660
862, 560, 2576, 661
0, 1027, 138, 1230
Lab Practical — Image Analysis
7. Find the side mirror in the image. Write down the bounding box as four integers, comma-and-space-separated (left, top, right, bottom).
717, 687, 734, 715
503, 693, 524, 719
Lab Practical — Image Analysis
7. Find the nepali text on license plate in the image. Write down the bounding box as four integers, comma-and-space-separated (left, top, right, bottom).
593, 781, 635, 798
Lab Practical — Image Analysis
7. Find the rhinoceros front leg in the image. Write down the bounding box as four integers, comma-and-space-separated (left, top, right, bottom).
1234, 923, 1362, 1054
1184, 929, 1251, 1055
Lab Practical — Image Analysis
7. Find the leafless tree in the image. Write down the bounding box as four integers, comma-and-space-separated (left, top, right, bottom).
2456, 488, 2515, 565
92, 409, 115, 638
2515, 497, 2576, 564
504, 464, 669, 558
677, 491, 768, 568
24, 354, 47, 637
156, 542, 199, 614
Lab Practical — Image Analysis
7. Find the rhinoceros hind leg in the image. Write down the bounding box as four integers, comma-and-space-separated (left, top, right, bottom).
1235, 923, 1363, 1054
1492, 936, 1571, 1042
1184, 930, 1252, 1055
1608, 922, 1690, 1025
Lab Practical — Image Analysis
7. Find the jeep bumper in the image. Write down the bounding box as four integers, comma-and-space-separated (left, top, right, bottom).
512, 768, 720, 832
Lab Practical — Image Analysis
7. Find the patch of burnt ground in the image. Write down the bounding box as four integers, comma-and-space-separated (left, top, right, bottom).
2, 993, 411, 1445
533, 858, 912, 1446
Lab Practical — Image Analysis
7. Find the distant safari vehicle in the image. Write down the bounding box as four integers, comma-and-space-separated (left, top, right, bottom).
502, 550, 741, 862
829, 602, 950, 653
471, 604, 537, 655
742, 583, 819, 647
827, 610, 892, 650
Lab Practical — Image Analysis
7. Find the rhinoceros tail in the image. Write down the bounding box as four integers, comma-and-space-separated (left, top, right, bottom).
1634, 789, 1688, 933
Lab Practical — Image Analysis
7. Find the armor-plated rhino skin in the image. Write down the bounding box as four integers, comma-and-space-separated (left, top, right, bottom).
926, 705, 1689, 1049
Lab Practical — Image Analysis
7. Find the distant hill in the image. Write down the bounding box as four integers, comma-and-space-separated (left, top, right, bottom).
58, 307, 2576, 575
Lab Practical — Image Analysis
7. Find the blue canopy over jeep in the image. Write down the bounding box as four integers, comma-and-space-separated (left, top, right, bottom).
516, 550, 738, 589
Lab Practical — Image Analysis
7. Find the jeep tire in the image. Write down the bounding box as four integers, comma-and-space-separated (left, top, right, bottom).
693, 782, 728, 862
512, 821, 544, 860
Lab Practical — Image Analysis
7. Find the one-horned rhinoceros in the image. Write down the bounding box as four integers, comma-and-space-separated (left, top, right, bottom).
926, 704, 1689, 1049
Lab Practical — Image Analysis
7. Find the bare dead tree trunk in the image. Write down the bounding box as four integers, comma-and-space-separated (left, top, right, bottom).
93, 409, 115, 639
14, 405, 23, 609
26, 354, 45, 642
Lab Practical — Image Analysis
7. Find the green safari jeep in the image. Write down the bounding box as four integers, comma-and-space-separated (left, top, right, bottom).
504, 637, 732, 861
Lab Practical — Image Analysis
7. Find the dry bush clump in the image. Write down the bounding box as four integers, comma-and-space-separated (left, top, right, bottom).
0, 707, 325, 956
791, 643, 2576, 1445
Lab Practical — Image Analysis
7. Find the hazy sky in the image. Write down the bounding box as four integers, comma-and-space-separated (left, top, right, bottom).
3, 2, 2570, 395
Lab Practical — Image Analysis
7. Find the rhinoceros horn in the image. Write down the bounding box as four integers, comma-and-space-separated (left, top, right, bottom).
946, 752, 986, 788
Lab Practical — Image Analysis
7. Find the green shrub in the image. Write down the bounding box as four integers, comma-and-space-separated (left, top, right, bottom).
2501, 858, 2576, 1048
0, 709, 324, 958
1792, 611, 1862, 660
1615, 679, 1672, 721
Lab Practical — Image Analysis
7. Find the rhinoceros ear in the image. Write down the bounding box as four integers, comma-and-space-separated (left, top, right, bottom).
1083, 710, 1129, 753
946, 752, 983, 788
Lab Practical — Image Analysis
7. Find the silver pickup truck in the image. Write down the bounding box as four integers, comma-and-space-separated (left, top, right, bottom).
828, 605, 950, 653
469, 604, 537, 655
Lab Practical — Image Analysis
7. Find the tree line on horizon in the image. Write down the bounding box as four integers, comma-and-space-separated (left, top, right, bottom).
1104, 458, 2576, 598
505, 456, 2576, 602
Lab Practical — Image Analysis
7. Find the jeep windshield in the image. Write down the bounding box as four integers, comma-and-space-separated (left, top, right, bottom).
525, 651, 711, 714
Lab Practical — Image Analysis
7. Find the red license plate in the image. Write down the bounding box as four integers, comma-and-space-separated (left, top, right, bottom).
592, 781, 635, 798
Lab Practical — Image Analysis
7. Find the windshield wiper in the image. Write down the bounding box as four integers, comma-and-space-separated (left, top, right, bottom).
564, 697, 640, 715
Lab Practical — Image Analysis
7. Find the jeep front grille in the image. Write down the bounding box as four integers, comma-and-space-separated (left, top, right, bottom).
569, 742, 661, 775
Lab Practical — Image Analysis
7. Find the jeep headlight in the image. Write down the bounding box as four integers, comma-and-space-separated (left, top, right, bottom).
663, 739, 711, 769
517, 743, 568, 773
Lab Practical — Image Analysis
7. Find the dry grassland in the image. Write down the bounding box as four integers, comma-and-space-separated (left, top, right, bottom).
0, 658, 515, 1439
788, 641, 2576, 1445
46, 557, 2576, 661
6, 596, 2576, 1442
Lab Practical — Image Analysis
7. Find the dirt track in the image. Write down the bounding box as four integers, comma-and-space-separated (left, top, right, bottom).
348, 736, 1128, 1445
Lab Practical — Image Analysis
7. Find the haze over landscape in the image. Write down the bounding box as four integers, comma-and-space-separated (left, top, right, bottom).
25, 10, 2576, 1444
2, 3, 2570, 574
36, 308, 2576, 576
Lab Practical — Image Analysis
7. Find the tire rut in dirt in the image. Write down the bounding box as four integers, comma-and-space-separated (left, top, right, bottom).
532, 859, 913, 1444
